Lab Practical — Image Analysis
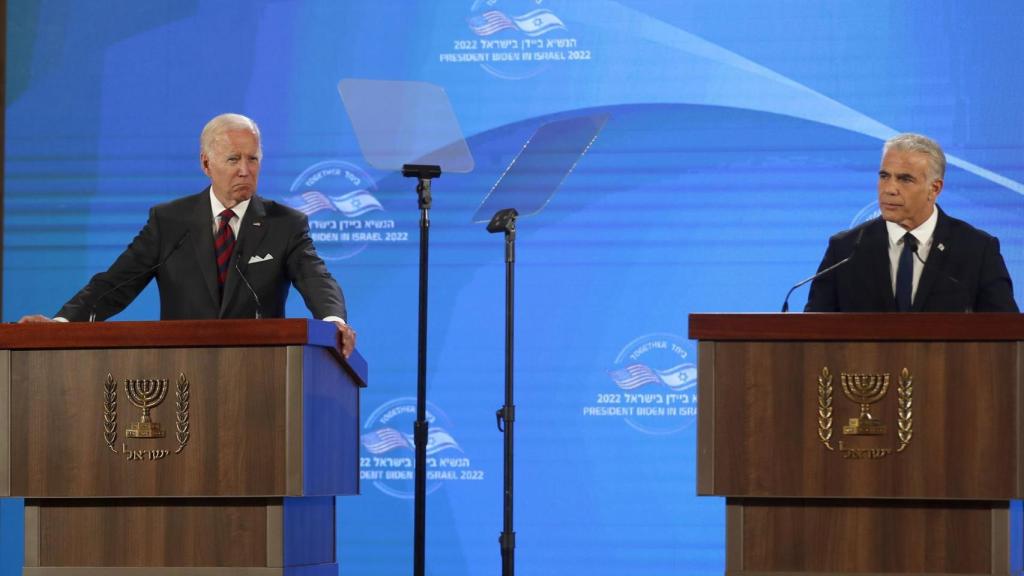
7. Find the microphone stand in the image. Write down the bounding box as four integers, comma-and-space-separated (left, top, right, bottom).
402, 163, 441, 576
487, 207, 519, 576
780, 254, 852, 313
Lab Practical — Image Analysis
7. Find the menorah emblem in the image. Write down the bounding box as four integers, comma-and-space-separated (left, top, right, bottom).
124, 378, 168, 438
840, 372, 890, 435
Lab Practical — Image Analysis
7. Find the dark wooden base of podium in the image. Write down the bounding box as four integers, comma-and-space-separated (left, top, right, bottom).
23, 496, 337, 576
725, 498, 1023, 575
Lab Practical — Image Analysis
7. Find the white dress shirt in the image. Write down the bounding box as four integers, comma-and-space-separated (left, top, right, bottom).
886, 207, 939, 304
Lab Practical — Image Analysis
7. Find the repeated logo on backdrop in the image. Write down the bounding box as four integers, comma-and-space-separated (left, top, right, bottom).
286, 160, 410, 260
583, 333, 698, 435
439, 1, 592, 80
851, 201, 881, 228
360, 398, 486, 499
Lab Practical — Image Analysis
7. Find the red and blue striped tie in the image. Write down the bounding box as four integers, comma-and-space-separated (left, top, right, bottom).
214, 209, 236, 289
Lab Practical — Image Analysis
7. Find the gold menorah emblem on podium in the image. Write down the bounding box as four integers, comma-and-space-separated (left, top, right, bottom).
840, 372, 890, 435
124, 378, 168, 438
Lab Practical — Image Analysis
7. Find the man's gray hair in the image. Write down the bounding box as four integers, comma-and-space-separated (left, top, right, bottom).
200, 113, 261, 154
882, 133, 945, 181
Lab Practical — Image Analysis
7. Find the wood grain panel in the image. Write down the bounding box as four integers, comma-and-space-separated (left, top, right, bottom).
9, 347, 288, 497
733, 498, 1002, 574
0, 349, 9, 497
709, 341, 1018, 499
34, 498, 269, 566
697, 342, 714, 494
29, 497, 335, 570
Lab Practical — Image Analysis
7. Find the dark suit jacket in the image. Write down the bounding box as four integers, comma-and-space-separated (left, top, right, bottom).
805, 208, 1018, 312
57, 189, 347, 321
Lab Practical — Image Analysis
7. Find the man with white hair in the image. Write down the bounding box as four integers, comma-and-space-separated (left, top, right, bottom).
19, 113, 357, 355
805, 133, 1017, 312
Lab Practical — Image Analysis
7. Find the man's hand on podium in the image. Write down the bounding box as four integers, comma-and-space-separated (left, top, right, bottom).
17, 314, 59, 323
332, 320, 357, 358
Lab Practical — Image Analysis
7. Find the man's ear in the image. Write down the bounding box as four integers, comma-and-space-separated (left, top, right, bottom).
200, 152, 211, 176
929, 178, 944, 202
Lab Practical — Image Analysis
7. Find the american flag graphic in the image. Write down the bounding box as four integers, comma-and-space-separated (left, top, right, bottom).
361, 426, 463, 455
361, 427, 412, 454
468, 10, 518, 36
608, 363, 697, 391
290, 191, 336, 216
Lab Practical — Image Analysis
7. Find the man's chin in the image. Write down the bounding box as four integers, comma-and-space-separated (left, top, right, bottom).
231, 187, 256, 202
879, 208, 901, 222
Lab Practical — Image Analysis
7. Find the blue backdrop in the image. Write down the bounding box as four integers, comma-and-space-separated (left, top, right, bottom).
4, 1, 1024, 574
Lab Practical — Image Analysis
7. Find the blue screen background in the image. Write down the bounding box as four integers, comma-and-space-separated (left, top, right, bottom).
4, 1, 1024, 574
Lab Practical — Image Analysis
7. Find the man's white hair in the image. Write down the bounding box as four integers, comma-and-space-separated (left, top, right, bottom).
200, 113, 261, 154
882, 133, 945, 181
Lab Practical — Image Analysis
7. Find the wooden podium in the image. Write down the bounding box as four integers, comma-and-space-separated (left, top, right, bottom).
690, 313, 1024, 576
0, 319, 367, 576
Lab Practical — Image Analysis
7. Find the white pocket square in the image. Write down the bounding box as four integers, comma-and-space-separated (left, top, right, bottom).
248, 253, 274, 264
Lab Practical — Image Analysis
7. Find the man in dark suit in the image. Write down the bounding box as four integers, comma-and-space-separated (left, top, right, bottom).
18, 113, 357, 355
805, 133, 1018, 313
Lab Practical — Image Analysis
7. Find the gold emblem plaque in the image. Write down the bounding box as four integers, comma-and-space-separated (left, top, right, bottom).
103, 373, 191, 461
817, 366, 913, 459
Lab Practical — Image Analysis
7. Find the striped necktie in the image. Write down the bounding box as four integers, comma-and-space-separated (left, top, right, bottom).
215, 209, 236, 288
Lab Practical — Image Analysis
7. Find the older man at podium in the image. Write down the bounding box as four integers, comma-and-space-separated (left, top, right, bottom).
18, 113, 357, 356
805, 133, 1018, 313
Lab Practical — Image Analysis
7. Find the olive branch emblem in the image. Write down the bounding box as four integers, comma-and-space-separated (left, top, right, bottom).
817, 367, 834, 450
896, 367, 913, 452
103, 373, 118, 453
175, 373, 191, 454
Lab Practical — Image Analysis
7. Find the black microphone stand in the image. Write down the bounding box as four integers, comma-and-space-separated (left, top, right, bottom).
487, 207, 518, 576
402, 163, 441, 576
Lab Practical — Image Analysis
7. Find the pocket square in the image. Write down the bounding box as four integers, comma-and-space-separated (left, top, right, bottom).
248, 253, 274, 264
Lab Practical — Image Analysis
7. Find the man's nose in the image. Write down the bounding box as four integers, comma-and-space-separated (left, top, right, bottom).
238, 160, 253, 176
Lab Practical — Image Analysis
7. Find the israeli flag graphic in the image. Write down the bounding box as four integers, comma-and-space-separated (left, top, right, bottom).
512, 9, 567, 37
331, 189, 384, 217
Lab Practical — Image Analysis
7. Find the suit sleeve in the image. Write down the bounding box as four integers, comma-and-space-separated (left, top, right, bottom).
284, 214, 347, 321
804, 238, 840, 312
55, 208, 162, 321
973, 235, 1019, 312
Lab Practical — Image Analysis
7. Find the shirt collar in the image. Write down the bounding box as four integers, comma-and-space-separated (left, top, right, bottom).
209, 188, 251, 222
885, 206, 938, 248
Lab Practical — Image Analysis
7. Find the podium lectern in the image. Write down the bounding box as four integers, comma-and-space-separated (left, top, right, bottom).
0, 319, 366, 576
691, 313, 1023, 576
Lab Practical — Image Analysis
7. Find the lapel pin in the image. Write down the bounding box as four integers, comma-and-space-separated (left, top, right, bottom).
937, 243, 945, 252
252, 221, 262, 227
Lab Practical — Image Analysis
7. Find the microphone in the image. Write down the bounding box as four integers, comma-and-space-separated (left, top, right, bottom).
910, 240, 927, 265
234, 253, 263, 319
88, 230, 191, 322
782, 227, 865, 313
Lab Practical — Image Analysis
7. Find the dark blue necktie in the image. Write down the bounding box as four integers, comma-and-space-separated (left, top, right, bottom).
895, 233, 917, 312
